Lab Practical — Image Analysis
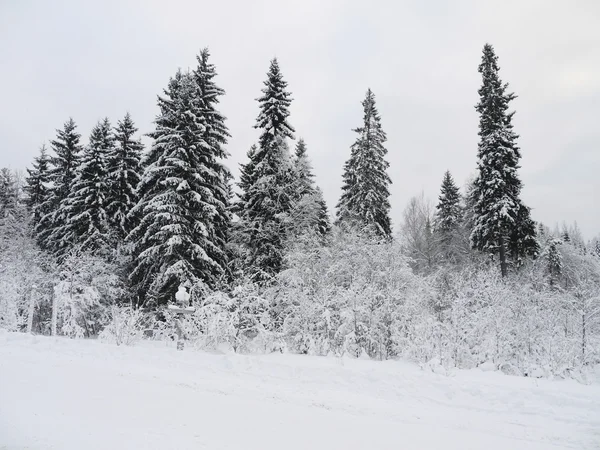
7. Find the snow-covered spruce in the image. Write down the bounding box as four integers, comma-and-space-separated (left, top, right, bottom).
336, 89, 392, 238
58, 118, 114, 256
106, 112, 144, 240
469, 44, 538, 276
236, 58, 297, 282
35, 118, 83, 252
127, 49, 231, 305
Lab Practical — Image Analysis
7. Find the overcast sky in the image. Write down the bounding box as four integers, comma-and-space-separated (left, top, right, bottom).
1, 0, 598, 239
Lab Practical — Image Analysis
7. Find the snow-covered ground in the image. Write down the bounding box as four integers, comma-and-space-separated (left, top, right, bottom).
1, 331, 599, 450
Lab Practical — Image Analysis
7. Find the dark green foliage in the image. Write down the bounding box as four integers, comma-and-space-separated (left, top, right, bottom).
24, 145, 50, 226
106, 113, 144, 240
36, 118, 83, 251
336, 89, 392, 238
60, 118, 114, 256
434, 171, 462, 248
469, 44, 538, 276
0, 168, 18, 217
237, 59, 297, 282
128, 49, 231, 304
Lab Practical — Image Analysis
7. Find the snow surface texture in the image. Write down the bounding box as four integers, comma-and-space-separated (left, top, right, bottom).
1, 331, 599, 450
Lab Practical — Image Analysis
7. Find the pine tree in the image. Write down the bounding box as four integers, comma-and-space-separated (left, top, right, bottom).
128, 50, 231, 304
36, 118, 83, 251
106, 113, 144, 240
470, 44, 537, 277
59, 118, 114, 255
24, 145, 51, 227
336, 89, 392, 238
237, 58, 296, 281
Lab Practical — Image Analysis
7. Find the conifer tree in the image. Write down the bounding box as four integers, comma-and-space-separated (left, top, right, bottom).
287, 138, 331, 238
128, 50, 231, 304
434, 171, 461, 240
314, 187, 332, 237
59, 118, 113, 255
293, 138, 314, 197
544, 236, 562, 287
36, 118, 83, 250
237, 58, 296, 281
24, 145, 50, 227
106, 113, 144, 240
470, 44, 537, 277
0, 168, 17, 217
336, 89, 392, 238
193, 48, 232, 261
237, 145, 257, 209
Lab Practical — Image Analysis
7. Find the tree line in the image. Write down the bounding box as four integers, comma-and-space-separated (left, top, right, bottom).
1, 44, 599, 376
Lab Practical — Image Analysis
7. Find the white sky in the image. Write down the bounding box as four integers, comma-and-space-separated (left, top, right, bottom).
0, 0, 598, 239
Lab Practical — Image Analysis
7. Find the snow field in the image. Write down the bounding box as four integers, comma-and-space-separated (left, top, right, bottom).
1, 330, 599, 449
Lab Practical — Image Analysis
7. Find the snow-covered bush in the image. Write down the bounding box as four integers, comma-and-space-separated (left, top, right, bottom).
52, 250, 124, 338
278, 228, 427, 358
99, 305, 147, 346
0, 206, 53, 333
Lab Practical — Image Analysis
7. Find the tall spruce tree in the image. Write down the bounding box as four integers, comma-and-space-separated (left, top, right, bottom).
128, 51, 230, 304
59, 118, 114, 255
237, 58, 296, 281
336, 89, 392, 238
470, 44, 537, 277
106, 113, 144, 240
193, 48, 232, 263
24, 145, 50, 227
36, 118, 83, 251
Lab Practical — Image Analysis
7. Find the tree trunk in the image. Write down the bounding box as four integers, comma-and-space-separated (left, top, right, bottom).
26, 286, 36, 334
51, 287, 58, 336
498, 235, 508, 278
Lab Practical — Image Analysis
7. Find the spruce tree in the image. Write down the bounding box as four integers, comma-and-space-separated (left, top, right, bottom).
336, 89, 392, 238
36, 118, 83, 251
289, 139, 331, 238
128, 51, 231, 304
470, 44, 537, 277
106, 113, 144, 240
544, 236, 562, 287
434, 171, 461, 238
59, 118, 113, 255
314, 187, 332, 236
193, 48, 232, 263
237, 58, 296, 281
293, 138, 314, 197
24, 145, 50, 227
0, 168, 17, 217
